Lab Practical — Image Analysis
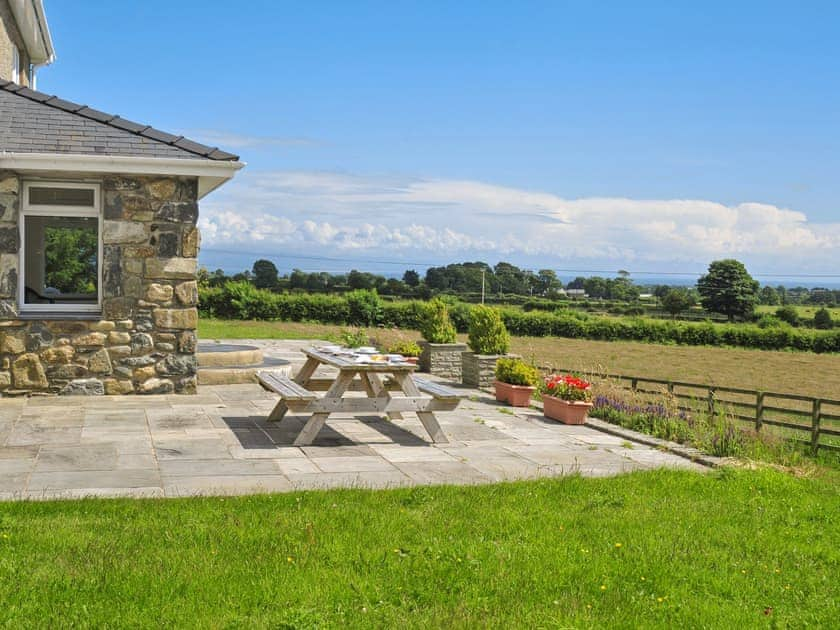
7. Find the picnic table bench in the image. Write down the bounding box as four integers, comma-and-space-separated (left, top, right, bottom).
257, 348, 462, 446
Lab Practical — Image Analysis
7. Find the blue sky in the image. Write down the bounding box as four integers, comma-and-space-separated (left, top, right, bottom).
39, 1, 840, 281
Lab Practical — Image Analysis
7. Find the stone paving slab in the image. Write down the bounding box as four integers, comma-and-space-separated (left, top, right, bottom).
0, 339, 707, 500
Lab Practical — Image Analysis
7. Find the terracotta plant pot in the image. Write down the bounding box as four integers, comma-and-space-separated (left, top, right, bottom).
494, 381, 536, 407
542, 395, 593, 425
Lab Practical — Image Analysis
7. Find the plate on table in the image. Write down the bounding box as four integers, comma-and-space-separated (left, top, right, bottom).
356, 346, 378, 354
320, 345, 343, 353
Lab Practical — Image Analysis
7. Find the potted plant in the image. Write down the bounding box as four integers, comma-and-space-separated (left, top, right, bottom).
418, 299, 467, 378
540, 374, 594, 424
494, 357, 540, 407
387, 339, 422, 365
462, 305, 511, 388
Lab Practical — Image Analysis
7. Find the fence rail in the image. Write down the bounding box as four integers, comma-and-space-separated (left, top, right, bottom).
554, 368, 840, 454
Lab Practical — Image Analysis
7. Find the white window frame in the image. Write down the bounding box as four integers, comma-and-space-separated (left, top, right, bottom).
11, 45, 19, 84
19, 181, 103, 315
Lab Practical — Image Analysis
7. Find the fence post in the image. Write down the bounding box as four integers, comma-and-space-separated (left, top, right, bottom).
755, 392, 764, 432
631, 378, 638, 392
707, 388, 716, 415
811, 399, 822, 454
667, 382, 674, 396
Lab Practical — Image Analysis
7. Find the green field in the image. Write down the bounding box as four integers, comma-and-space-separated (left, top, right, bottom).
0, 469, 837, 627
755, 304, 840, 318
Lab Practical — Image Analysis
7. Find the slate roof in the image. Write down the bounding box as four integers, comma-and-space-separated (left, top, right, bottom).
0, 80, 239, 161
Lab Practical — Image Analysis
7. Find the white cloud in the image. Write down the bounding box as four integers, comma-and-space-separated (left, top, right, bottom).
198, 170, 840, 272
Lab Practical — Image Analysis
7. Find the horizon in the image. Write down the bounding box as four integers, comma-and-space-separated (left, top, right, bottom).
203, 254, 840, 290
39, 1, 840, 281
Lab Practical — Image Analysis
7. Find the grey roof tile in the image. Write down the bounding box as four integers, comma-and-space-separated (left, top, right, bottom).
0, 80, 238, 161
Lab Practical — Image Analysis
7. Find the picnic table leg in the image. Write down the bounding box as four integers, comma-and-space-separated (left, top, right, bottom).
363, 373, 404, 420
294, 356, 320, 387
293, 370, 356, 446
267, 400, 289, 422
392, 373, 448, 443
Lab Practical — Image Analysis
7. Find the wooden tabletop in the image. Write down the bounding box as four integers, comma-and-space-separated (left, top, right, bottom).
303, 347, 417, 372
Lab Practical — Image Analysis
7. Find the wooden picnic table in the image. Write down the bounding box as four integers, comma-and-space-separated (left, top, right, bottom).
258, 348, 461, 446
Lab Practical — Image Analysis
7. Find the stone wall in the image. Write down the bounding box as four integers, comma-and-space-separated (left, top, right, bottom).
0, 171, 199, 395
0, 0, 31, 86
418, 341, 466, 380
462, 352, 503, 389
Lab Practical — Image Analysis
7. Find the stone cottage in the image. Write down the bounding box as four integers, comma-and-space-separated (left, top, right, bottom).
0, 4, 242, 395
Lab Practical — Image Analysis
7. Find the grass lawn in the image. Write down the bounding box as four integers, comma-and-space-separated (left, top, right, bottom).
198, 319, 840, 399
0, 469, 837, 627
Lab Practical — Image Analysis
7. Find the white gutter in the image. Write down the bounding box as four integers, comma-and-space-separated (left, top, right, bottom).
0, 152, 244, 198
8, 0, 55, 66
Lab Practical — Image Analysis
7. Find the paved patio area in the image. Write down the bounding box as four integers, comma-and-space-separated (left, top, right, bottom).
0, 342, 704, 500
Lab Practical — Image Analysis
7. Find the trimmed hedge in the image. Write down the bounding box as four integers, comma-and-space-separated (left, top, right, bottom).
199, 283, 840, 353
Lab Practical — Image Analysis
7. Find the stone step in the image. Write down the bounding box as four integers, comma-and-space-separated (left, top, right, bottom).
197, 357, 292, 385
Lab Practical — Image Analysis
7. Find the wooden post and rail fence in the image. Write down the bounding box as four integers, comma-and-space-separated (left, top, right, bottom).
553, 368, 840, 454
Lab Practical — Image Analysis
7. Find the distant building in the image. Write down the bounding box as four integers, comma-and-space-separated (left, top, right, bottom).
565, 289, 587, 299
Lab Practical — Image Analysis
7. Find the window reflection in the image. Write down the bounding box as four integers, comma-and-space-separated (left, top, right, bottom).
24, 216, 98, 305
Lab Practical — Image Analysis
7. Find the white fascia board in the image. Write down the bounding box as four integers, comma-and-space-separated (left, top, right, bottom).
8, 0, 55, 64
0, 152, 244, 198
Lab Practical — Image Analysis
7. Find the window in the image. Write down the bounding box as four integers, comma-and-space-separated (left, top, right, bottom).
11, 45, 19, 84
20, 182, 102, 314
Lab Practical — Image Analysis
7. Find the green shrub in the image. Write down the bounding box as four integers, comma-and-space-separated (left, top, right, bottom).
387, 340, 422, 357
468, 305, 510, 355
756, 314, 786, 329
448, 301, 473, 332
814, 308, 834, 330
340, 328, 370, 348
345, 289, 382, 326
775, 305, 800, 327
494, 357, 540, 386
420, 299, 457, 343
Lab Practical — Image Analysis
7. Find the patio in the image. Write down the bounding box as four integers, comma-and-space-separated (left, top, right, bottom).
0, 341, 704, 500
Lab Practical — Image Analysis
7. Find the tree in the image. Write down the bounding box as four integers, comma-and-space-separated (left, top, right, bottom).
535, 269, 562, 296
813, 308, 834, 330
583, 277, 607, 299
402, 269, 420, 287
775, 305, 800, 327
567, 277, 586, 290
44, 224, 97, 293
759, 286, 780, 306
661, 288, 694, 318
696, 259, 759, 321
252, 259, 278, 289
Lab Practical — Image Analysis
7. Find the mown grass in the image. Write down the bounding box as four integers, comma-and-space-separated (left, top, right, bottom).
198, 319, 840, 399
0, 469, 837, 627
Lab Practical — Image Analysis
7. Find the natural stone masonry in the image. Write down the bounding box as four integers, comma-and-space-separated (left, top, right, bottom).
418, 341, 467, 380
462, 352, 512, 389
0, 172, 200, 395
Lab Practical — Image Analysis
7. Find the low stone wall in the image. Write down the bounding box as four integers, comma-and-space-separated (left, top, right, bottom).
0, 314, 196, 395
462, 352, 504, 389
0, 172, 199, 395
418, 341, 466, 380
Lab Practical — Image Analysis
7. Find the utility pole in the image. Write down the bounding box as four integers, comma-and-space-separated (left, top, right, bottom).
481, 269, 486, 304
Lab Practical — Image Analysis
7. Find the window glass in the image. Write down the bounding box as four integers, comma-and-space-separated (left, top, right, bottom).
23, 216, 98, 305
28, 187, 96, 207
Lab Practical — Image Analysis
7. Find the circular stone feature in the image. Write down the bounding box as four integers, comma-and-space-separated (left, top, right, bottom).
197, 343, 264, 368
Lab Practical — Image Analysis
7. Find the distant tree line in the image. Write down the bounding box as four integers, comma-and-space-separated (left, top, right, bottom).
196, 258, 837, 327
